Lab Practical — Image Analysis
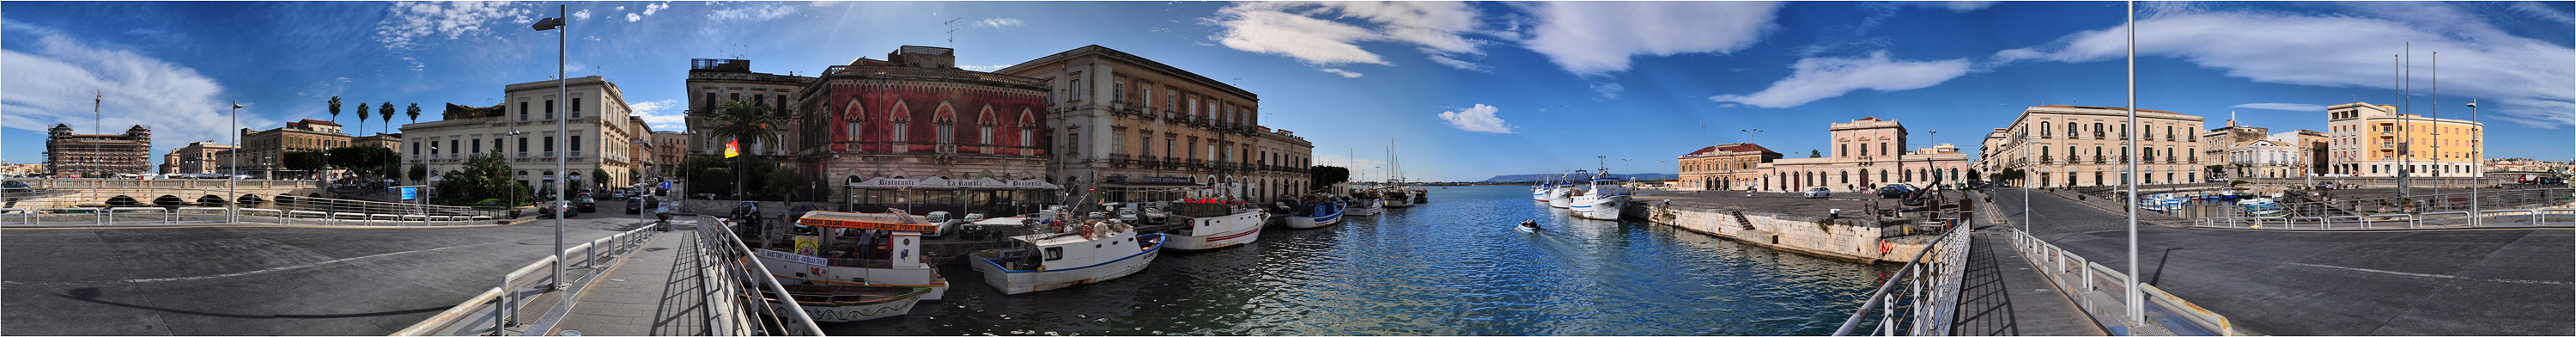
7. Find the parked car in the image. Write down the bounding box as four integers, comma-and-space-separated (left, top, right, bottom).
780, 205, 821, 235
1803, 187, 1832, 199
575, 197, 598, 212
539, 201, 579, 218
624, 198, 646, 214
1877, 185, 1916, 199
1, 180, 30, 193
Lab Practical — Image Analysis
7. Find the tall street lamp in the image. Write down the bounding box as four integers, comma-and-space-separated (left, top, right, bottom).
2466, 100, 2479, 224
532, 6, 569, 297
230, 101, 242, 222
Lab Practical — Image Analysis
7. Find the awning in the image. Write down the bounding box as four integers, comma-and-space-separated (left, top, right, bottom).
795, 211, 939, 231
848, 177, 1063, 190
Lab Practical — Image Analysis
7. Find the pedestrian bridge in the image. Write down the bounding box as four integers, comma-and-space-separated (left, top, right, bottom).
2, 178, 331, 209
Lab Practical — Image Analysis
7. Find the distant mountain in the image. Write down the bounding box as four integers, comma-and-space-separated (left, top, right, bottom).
1480, 173, 1676, 182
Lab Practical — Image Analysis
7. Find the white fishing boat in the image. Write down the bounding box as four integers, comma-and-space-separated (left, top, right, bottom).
970, 218, 1163, 295
1531, 182, 1552, 202
1162, 201, 1266, 251
766, 285, 932, 322
1344, 198, 1383, 217
1568, 166, 1631, 220
1284, 199, 1345, 229
1547, 182, 1579, 209
759, 211, 951, 300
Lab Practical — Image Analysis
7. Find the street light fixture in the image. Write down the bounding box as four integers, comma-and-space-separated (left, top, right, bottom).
2467, 100, 2479, 224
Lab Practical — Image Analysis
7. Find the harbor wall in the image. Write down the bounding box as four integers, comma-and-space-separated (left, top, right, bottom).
1645, 205, 1931, 263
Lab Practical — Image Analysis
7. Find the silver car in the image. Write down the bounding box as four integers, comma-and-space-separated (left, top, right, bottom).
1803, 187, 1832, 199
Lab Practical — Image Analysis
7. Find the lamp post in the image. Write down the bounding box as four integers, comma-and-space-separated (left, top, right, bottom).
532, 6, 569, 296
2123, 1, 2142, 325
2467, 100, 2478, 224
230, 101, 242, 222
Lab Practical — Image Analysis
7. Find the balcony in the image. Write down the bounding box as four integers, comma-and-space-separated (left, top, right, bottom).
2093, 156, 2106, 164
543, 151, 556, 157
1187, 158, 1205, 168
2039, 156, 2054, 164
570, 150, 586, 158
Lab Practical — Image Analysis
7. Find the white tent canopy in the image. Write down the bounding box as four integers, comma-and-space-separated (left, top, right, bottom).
849, 177, 1061, 190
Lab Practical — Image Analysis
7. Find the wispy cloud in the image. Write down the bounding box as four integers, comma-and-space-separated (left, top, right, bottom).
1520, 2, 1783, 75
1589, 83, 1623, 101
1710, 52, 1972, 108
2232, 103, 2325, 112
628, 99, 684, 130
1437, 104, 1516, 134
975, 17, 1024, 28
710, 3, 796, 22
573, 9, 591, 20
1207, 2, 1485, 69
2, 21, 259, 161
1319, 68, 1363, 78
1996, 4, 2573, 127
373, 1, 534, 50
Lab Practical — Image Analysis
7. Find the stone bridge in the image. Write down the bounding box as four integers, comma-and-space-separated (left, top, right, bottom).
2, 179, 331, 209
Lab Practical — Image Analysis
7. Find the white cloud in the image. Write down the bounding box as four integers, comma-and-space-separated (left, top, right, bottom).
1996, 7, 2573, 127
2, 23, 258, 163
373, 2, 535, 50
573, 9, 591, 20
975, 17, 1024, 28
628, 99, 685, 130
710, 3, 796, 21
1710, 52, 1972, 108
1922, 1, 1996, 12
1207, 2, 1485, 68
2232, 103, 2326, 112
2506, 1, 2574, 24
1319, 68, 1363, 78
627, 13, 642, 22
1521, 2, 1783, 75
615, 6, 625, 11
645, 3, 669, 15
1437, 104, 1516, 134
1590, 83, 1623, 101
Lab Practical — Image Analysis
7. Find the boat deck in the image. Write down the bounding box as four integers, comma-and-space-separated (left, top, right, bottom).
545, 226, 741, 336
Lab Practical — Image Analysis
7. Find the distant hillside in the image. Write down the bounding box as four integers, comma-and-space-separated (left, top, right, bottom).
1481, 173, 1676, 182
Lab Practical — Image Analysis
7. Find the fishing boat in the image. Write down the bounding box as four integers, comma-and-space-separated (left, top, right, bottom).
758, 211, 951, 300
2139, 193, 2186, 214
1284, 199, 1345, 229
1382, 187, 1417, 208
1412, 187, 1429, 204
970, 215, 1164, 295
1567, 166, 1631, 220
2239, 198, 2287, 218
1546, 185, 1577, 209
1344, 191, 1384, 217
1162, 199, 1266, 251
1531, 181, 1552, 202
765, 285, 932, 322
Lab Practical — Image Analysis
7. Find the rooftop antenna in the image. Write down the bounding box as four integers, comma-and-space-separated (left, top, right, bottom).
94, 90, 102, 133
945, 17, 962, 46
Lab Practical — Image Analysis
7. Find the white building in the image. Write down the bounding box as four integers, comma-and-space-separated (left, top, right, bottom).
400, 76, 648, 194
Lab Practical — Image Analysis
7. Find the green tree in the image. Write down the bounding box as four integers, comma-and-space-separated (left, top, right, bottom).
354, 102, 371, 136
325, 146, 398, 180
592, 168, 612, 190
431, 151, 530, 205
706, 99, 779, 199
281, 150, 328, 177
404, 103, 422, 130
379, 101, 394, 135
764, 168, 804, 201
682, 156, 734, 197
1308, 165, 1351, 190
326, 96, 343, 126
1809, 150, 1823, 158
407, 163, 428, 182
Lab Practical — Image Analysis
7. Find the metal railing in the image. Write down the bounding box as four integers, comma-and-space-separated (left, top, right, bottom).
1833, 224, 1972, 336
2196, 207, 2575, 230
2008, 228, 2239, 335
395, 224, 656, 335
697, 216, 825, 335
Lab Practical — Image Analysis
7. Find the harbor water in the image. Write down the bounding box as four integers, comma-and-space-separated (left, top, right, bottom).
836, 185, 1895, 335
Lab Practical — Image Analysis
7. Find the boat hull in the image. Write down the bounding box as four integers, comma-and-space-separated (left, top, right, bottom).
1569, 194, 1627, 220
1516, 225, 1537, 233
972, 234, 1163, 295
1165, 211, 1264, 251
1285, 205, 1343, 229
1383, 197, 1415, 208
756, 252, 950, 301
1345, 199, 1382, 217
769, 294, 925, 322
1547, 190, 1574, 209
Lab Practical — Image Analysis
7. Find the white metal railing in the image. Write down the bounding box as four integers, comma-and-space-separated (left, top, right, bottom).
2010, 228, 2239, 335
698, 216, 824, 335
398, 224, 655, 335
2195, 207, 2572, 230
1833, 224, 1972, 336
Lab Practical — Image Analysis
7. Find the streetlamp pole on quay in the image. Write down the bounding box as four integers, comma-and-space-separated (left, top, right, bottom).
532, 6, 569, 297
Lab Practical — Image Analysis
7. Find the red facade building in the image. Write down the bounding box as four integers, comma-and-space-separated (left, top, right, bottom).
795, 46, 1058, 214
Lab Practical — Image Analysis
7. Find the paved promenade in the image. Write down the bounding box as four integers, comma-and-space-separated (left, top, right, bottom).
544, 220, 735, 336
1950, 224, 2108, 336
1996, 188, 2574, 335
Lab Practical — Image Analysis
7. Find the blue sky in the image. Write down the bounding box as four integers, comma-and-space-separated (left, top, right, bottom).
4, 1, 2570, 181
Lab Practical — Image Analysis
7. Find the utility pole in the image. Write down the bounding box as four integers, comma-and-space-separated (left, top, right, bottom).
2123, 1, 2142, 327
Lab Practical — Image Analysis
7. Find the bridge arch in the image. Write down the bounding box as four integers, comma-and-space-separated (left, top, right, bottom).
197, 195, 227, 205
235, 194, 264, 207
105, 195, 139, 206
154, 195, 182, 206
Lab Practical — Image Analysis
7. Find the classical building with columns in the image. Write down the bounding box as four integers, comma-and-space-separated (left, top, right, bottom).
997, 45, 1313, 204
1756, 117, 1971, 192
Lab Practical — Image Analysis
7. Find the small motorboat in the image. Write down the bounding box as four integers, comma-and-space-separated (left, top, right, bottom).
1516, 220, 1541, 233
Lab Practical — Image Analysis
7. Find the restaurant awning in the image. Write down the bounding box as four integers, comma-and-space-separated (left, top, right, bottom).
848, 177, 1063, 190
795, 211, 939, 231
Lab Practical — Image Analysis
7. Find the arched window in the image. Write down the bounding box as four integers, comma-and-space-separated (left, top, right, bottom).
977, 106, 998, 145
890, 101, 912, 143
2066, 122, 2078, 138
846, 101, 866, 143
1019, 108, 1037, 148
934, 103, 957, 145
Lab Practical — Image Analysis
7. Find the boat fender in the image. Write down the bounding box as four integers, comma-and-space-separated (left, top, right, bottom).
1879, 242, 1893, 255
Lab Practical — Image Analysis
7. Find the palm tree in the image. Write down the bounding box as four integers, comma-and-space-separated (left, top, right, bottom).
705, 99, 777, 199
354, 102, 370, 135
404, 103, 422, 129
327, 96, 343, 126
379, 101, 394, 135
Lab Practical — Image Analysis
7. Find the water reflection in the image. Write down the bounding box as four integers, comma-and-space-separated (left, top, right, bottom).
836, 186, 1892, 335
